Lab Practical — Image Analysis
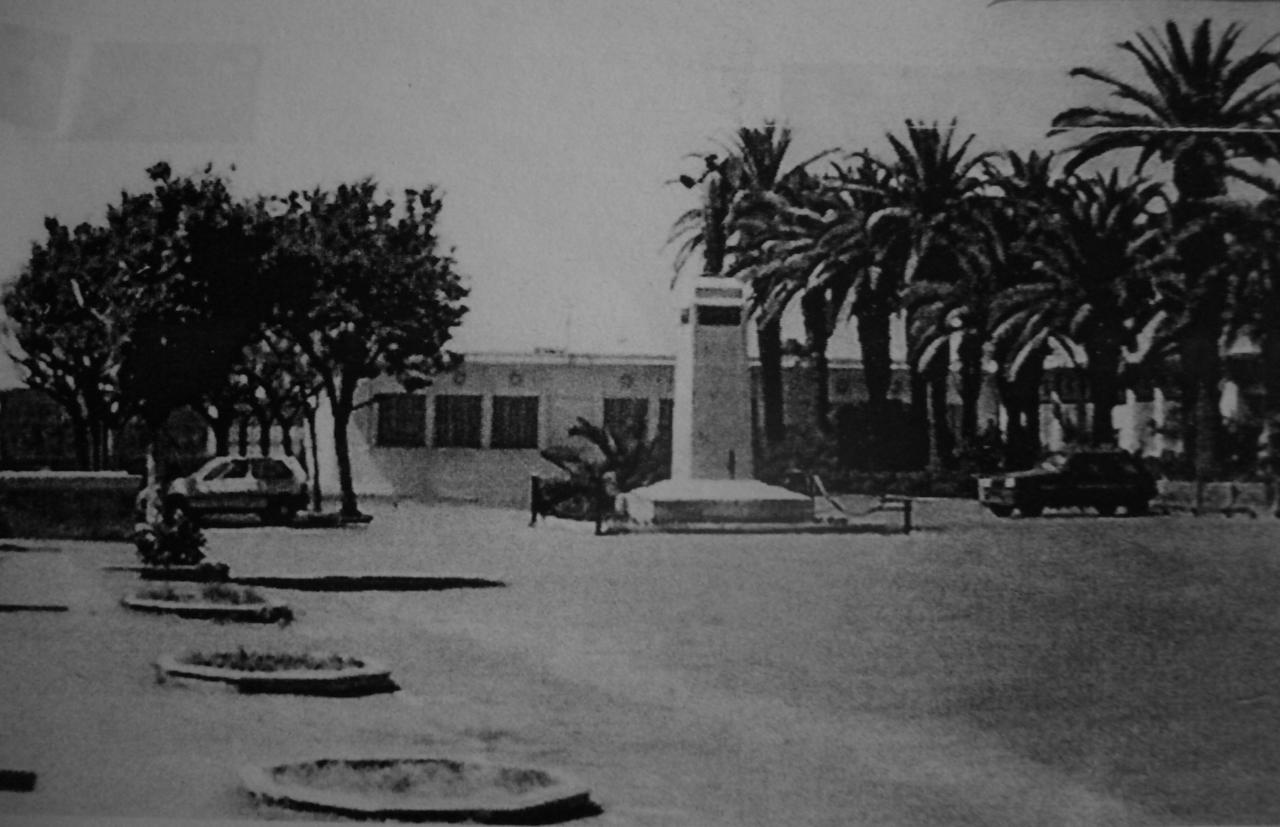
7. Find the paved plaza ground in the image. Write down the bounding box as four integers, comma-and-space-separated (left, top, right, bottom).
2, 499, 1280, 826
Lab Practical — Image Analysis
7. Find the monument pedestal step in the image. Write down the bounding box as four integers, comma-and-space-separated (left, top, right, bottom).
619, 478, 814, 526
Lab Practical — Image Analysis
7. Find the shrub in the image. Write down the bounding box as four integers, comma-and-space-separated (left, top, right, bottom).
133, 493, 207, 567
755, 426, 847, 491
537, 415, 670, 520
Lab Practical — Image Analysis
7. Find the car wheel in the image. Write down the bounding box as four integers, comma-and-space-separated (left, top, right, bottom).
1127, 500, 1150, 517
1096, 503, 1117, 517
987, 505, 1014, 518
1019, 501, 1044, 518
261, 502, 293, 526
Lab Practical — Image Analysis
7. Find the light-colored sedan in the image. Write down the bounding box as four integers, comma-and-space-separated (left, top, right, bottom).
167, 456, 309, 524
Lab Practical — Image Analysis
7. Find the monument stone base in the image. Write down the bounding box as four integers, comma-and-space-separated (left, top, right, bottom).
619, 478, 814, 526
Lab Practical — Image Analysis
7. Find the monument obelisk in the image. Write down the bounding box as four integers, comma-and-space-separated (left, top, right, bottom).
620, 274, 813, 526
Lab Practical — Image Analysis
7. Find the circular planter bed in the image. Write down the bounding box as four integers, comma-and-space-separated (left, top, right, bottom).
123, 584, 292, 623
241, 756, 596, 824
155, 648, 396, 696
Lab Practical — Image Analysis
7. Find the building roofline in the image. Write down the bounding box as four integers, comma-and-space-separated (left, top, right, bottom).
457, 349, 904, 370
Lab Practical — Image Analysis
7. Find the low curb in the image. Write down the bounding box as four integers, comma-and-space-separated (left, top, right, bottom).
604, 521, 912, 535
240, 755, 596, 824
122, 594, 290, 623
155, 652, 397, 696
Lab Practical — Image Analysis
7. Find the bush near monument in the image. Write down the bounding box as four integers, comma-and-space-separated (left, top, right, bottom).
537, 416, 670, 520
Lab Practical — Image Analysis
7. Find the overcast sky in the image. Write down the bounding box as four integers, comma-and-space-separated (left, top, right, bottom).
3, 0, 1280, 385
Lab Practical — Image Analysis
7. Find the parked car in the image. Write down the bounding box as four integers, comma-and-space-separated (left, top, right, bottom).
977, 450, 1157, 518
166, 456, 309, 524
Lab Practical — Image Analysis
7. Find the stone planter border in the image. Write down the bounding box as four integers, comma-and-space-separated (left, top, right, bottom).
240, 755, 595, 824
155, 652, 396, 696
122, 592, 290, 624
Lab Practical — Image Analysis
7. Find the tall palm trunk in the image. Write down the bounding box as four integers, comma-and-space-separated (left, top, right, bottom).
801, 290, 831, 432
1262, 333, 1280, 516
957, 333, 983, 446
855, 306, 893, 470
1175, 195, 1227, 478
926, 341, 954, 469
1086, 347, 1122, 446
757, 317, 786, 445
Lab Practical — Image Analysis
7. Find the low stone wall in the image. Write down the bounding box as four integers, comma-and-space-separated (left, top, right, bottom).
1154, 480, 1276, 517
0, 471, 142, 540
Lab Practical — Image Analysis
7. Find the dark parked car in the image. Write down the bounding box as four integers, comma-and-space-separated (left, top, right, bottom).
165, 456, 309, 524
977, 450, 1157, 518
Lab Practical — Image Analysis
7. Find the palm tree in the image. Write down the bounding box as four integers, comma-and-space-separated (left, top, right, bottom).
858, 119, 995, 466
982, 150, 1069, 466
814, 160, 899, 451
902, 197, 1013, 457
668, 122, 835, 446
993, 171, 1168, 447
1212, 198, 1280, 509
1051, 18, 1280, 476
729, 168, 856, 433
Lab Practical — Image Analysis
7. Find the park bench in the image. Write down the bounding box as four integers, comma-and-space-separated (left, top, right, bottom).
791, 472, 915, 535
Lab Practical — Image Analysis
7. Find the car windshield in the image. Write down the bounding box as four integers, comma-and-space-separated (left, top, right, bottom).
253, 459, 295, 481
205, 459, 250, 480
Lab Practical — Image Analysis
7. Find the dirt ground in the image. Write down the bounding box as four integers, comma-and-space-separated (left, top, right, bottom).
2, 499, 1280, 826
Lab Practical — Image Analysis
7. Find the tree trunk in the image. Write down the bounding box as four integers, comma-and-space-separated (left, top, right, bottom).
144, 427, 160, 524
957, 333, 983, 447
332, 380, 361, 519
89, 421, 106, 471
857, 309, 893, 410
855, 307, 893, 471
909, 368, 930, 470
237, 417, 249, 455
69, 411, 91, 471
756, 317, 786, 445
278, 417, 294, 456
1019, 358, 1044, 467
1173, 192, 1227, 478
1183, 332, 1221, 479
212, 419, 232, 456
1087, 349, 1121, 447
801, 290, 831, 432
306, 403, 322, 512
257, 412, 272, 457
927, 344, 953, 470
1262, 333, 1280, 517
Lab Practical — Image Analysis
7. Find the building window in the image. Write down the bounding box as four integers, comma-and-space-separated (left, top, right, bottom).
434, 395, 482, 447
491, 396, 539, 449
376, 394, 426, 447
697, 305, 741, 326
603, 397, 649, 438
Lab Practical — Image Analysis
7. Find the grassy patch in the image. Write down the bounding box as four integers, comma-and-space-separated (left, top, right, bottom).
882, 522, 1280, 822
137, 583, 266, 605
272, 758, 554, 800
184, 647, 362, 672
